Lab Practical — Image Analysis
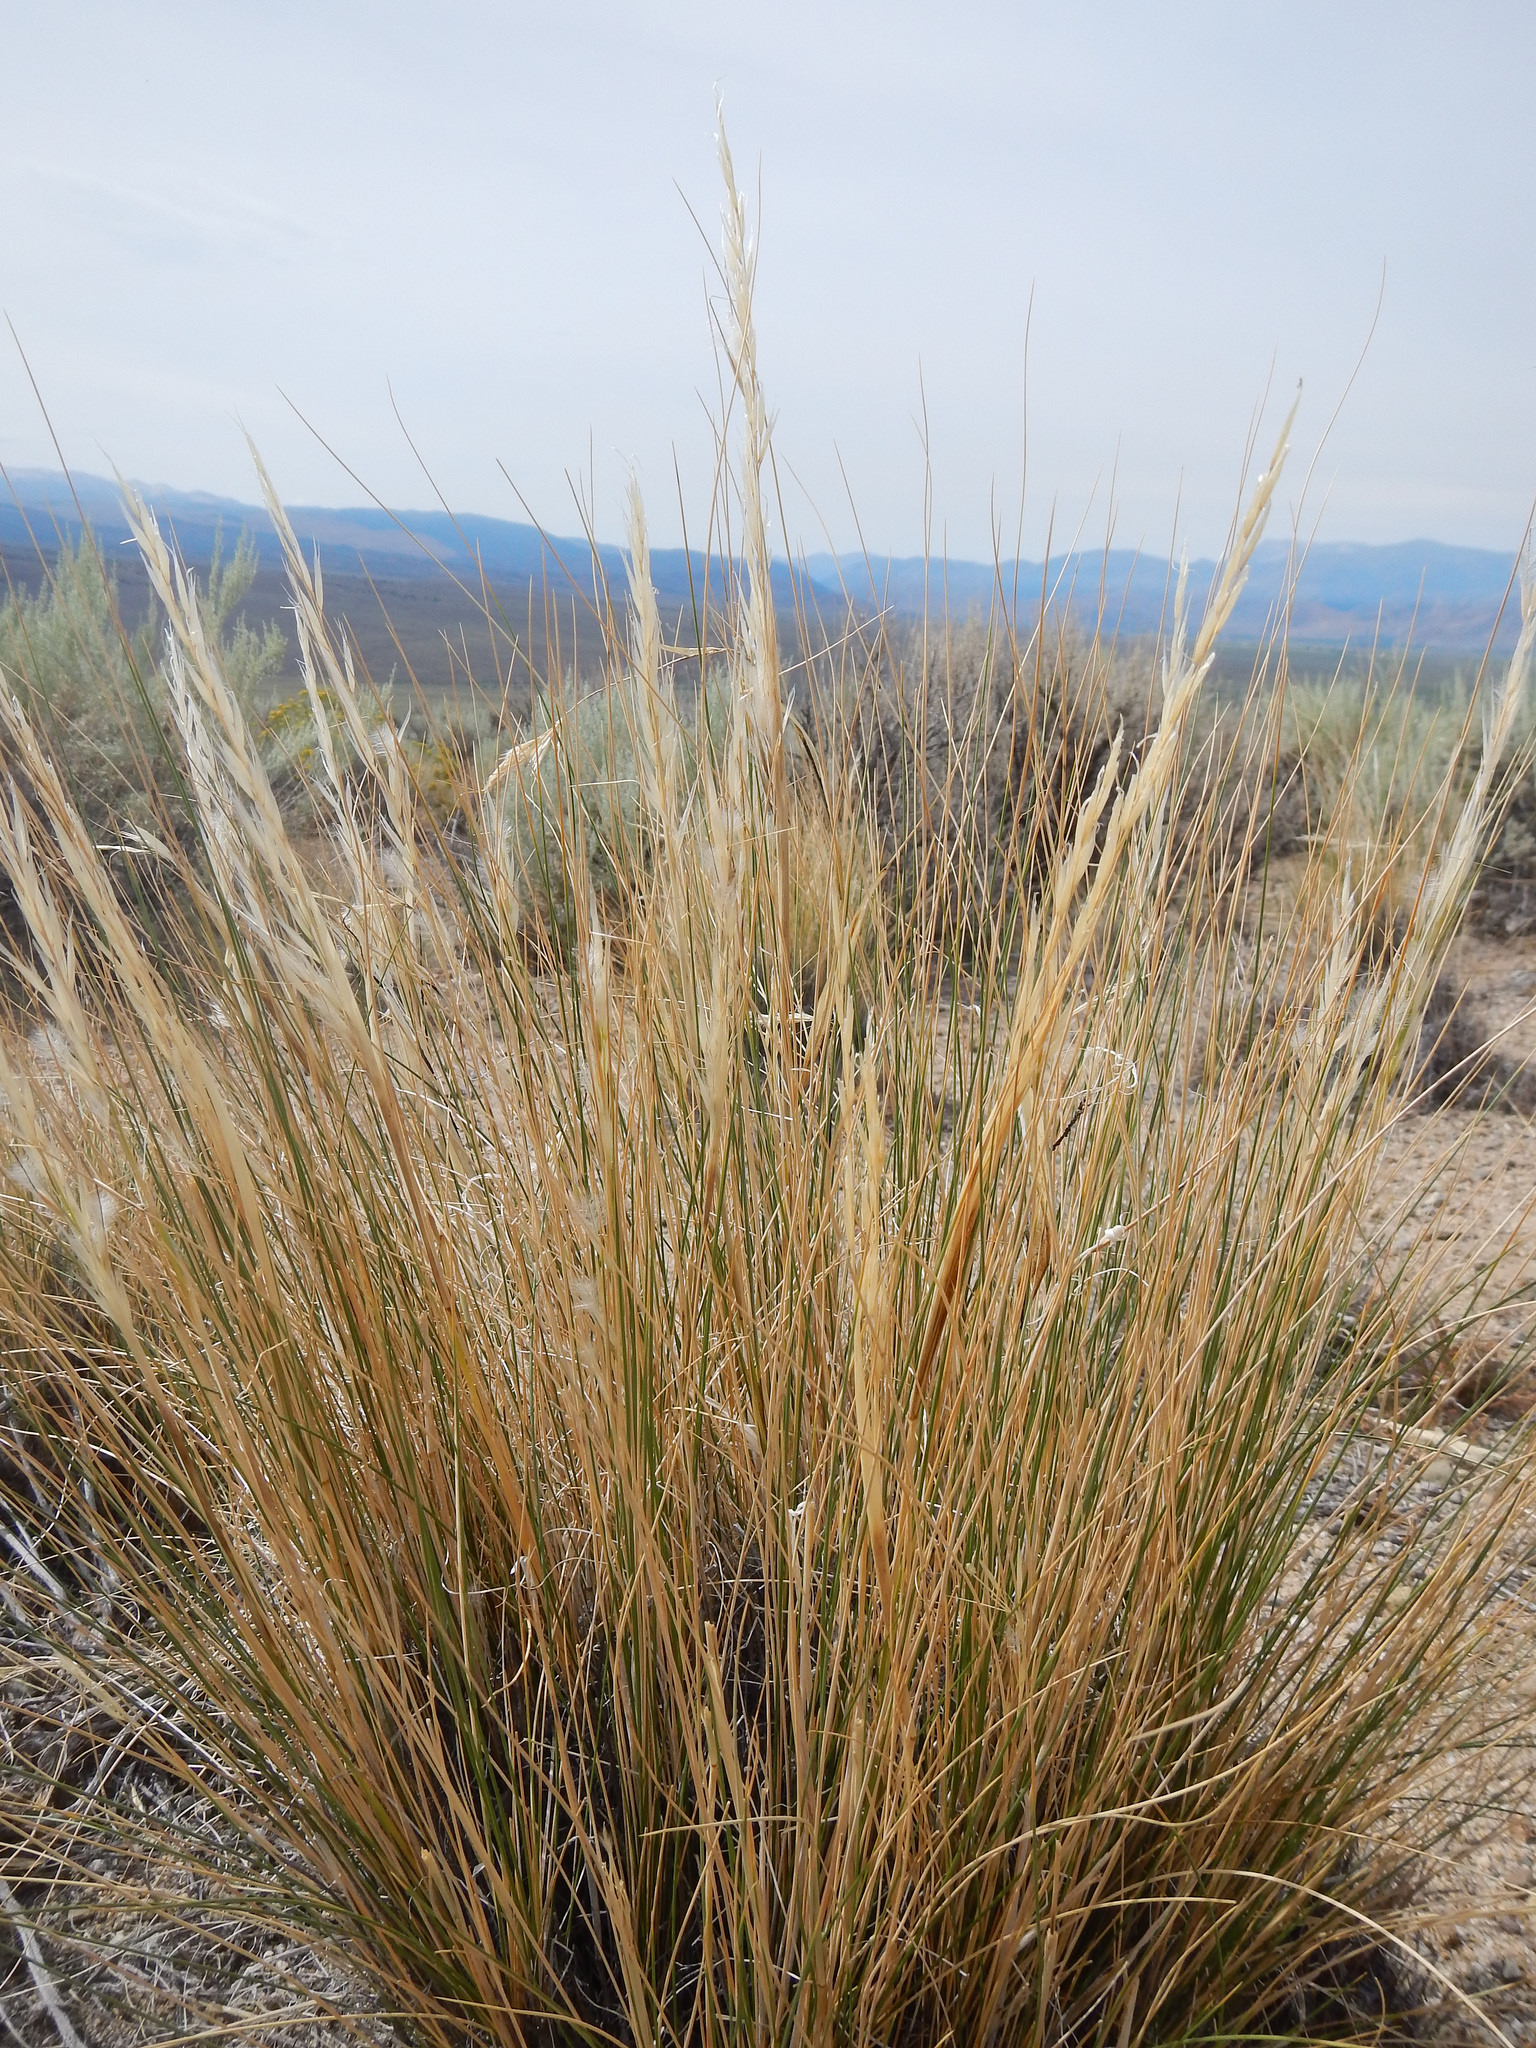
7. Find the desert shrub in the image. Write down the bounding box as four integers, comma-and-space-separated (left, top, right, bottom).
1471, 714, 1536, 933
0, 525, 285, 844
0, 534, 164, 843
1282, 675, 1470, 858
486, 679, 641, 950
0, 133, 1532, 2048
0, 528, 287, 999
1268, 664, 1536, 953
837, 610, 1154, 954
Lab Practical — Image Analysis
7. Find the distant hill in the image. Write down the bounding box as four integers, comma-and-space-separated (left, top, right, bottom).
0, 468, 795, 614
1, 472, 1524, 681
803, 539, 1525, 655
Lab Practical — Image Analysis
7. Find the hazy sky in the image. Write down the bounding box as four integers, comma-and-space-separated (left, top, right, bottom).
3, 2, 1533, 562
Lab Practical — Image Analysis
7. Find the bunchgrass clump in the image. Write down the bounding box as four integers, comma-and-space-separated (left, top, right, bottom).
1, 126, 1534, 2047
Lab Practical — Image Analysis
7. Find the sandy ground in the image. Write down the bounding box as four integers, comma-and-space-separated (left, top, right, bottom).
1339, 930, 1536, 2043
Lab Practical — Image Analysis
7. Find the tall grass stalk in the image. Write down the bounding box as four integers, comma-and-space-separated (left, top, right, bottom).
0, 135, 1533, 2046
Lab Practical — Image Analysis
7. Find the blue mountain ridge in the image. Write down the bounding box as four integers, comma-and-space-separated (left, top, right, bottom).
1, 470, 1523, 654
802, 541, 1525, 654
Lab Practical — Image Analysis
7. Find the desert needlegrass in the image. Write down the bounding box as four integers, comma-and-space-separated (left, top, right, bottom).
0, 129, 1534, 2048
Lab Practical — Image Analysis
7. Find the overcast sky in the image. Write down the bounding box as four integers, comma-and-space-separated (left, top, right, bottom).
2, 2, 1533, 563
